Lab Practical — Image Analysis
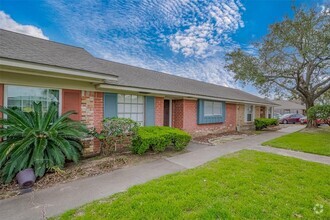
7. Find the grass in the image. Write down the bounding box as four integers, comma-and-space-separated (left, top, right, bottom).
54, 151, 330, 220
262, 126, 330, 156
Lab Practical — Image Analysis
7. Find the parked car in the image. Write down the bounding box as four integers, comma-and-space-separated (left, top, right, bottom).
278, 113, 304, 124
300, 116, 330, 125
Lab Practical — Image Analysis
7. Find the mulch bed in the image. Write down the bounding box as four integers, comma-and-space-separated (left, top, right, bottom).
0, 149, 184, 200
192, 125, 286, 145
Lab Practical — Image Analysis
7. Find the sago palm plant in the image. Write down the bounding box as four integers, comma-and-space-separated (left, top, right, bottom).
0, 102, 88, 183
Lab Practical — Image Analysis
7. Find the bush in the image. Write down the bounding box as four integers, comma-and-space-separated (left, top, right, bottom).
93, 117, 139, 154
131, 126, 191, 155
0, 102, 88, 183
254, 118, 278, 130
307, 105, 330, 124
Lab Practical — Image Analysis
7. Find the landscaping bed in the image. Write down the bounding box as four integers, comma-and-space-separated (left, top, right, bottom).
0, 149, 186, 200
54, 150, 330, 219
193, 124, 292, 145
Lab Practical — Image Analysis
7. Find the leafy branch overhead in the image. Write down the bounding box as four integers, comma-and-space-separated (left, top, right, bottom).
226, 6, 330, 111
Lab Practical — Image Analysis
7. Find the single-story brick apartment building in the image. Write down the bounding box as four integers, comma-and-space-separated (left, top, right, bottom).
0, 29, 276, 153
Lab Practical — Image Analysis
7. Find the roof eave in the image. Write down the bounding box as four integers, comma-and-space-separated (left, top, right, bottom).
0, 57, 118, 83
97, 83, 277, 106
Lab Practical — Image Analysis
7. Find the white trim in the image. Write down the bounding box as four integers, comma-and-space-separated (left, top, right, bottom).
96, 84, 276, 107
0, 58, 118, 82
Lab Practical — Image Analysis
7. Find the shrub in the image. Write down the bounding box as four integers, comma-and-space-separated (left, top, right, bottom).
0, 102, 88, 183
307, 105, 330, 125
93, 117, 139, 154
131, 126, 191, 155
254, 118, 278, 130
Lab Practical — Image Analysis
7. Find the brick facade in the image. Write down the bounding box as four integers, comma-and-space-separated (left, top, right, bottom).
155, 97, 164, 126
171, 99, 237, 136
81, 91, 104, 154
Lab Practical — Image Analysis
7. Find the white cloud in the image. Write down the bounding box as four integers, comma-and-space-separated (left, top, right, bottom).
0, 11, 49, 40
167, 0, 245, 57
45, 0, 246, 89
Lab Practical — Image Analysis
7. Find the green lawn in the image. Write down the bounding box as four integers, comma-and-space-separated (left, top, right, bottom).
262, 127, 330, 156
55, 151, 330, 220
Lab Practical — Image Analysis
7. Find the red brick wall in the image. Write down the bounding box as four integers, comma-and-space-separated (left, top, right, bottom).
0, 84, 3, 118
172, 100, 184, 129
171, 99, 237, 134
62, 89, 82, 121
155, 97, 164, 126
81, 91, 104, 154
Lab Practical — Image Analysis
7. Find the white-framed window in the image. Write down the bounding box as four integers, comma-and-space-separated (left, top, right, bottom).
245, 104, 254, 122
117, 94, 144, 125
204, 101, 222, 117
267, 107, 273, 118
5, 85, 60, 113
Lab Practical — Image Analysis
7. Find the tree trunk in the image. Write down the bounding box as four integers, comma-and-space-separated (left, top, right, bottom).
305, 100, 317, 128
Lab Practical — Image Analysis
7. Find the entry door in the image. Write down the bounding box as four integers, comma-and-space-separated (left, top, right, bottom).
164, 100, 170, 126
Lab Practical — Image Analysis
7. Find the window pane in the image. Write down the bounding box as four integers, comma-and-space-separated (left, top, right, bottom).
137, 114, 144, 122
124, 104, 131, 113
6, 85, 59, 114
131, 104, 138, 112
131, 114, 138, 121
124, 95, 131, 103
131, 95, 138, 103
138, 96, 144, 104
213, 102, 221, 115
118, 94, 124, 103
204, 101, 213, 116
138, 105, 144, 113
247, 114, 252, 122
118, 104, 124, 113
118, 113, 124, 118
124, 113, 131, 118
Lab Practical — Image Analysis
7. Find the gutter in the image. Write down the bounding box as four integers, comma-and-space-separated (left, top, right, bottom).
96, 84, 278, 106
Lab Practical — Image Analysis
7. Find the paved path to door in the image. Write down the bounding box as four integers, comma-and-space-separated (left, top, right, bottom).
1, 125, 329, 220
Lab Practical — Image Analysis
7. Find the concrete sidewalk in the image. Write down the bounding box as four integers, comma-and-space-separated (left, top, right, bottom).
1, 125, 328, 220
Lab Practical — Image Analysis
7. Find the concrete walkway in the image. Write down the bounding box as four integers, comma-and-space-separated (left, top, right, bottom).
1, 125, 329, 220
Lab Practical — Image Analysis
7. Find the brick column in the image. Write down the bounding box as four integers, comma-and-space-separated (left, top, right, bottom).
81, 91, 104, 154
155, 97, 164, 126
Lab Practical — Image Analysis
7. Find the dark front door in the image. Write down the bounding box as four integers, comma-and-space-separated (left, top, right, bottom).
164, 100, 170, 126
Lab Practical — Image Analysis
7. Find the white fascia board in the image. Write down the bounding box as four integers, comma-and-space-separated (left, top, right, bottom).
0, 58, 118, 82
96, 84, 277, 106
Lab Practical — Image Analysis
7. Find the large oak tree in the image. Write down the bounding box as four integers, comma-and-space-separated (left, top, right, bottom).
226, 7, 330, 127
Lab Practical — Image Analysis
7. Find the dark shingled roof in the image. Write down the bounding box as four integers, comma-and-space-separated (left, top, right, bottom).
0, 29, 275, 105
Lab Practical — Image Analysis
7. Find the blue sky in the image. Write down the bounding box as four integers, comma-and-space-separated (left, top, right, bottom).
0, 0, 325, 95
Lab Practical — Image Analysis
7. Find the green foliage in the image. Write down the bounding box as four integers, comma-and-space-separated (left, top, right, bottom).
307, 105, 330, 121
254, 118, 278, 130
0, 102, 88, 183
56, 151, 330, 220
93, 117, 139, 154
262, 127, 330, 156
131, 126, 191, 155
226, 7, 330, 108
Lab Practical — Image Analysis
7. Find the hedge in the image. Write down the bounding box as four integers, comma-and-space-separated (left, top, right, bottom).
307, 105, 330, 121
131, 126, 192, 155
254, 118, 278, 130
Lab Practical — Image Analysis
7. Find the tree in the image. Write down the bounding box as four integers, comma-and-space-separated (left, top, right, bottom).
226, 7, 330, 128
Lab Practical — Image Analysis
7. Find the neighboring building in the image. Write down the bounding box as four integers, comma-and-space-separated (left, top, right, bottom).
0, 29, 276, 154
273, 100, 306, 115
